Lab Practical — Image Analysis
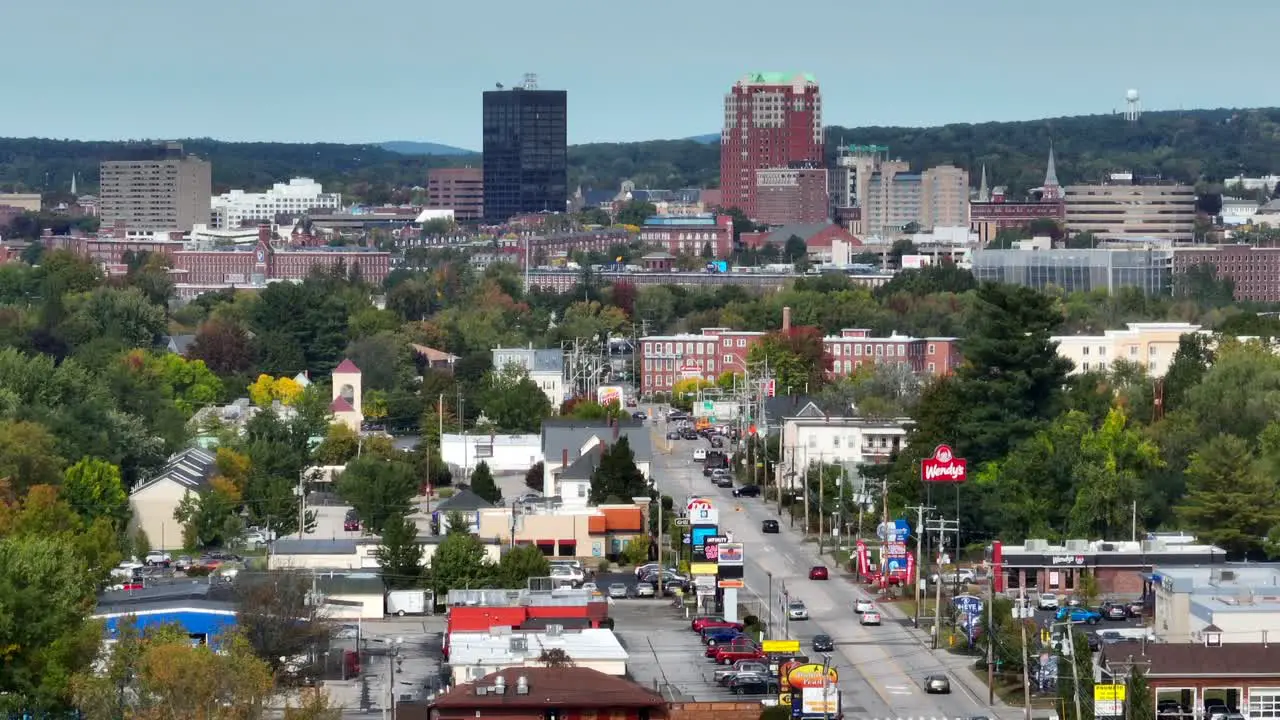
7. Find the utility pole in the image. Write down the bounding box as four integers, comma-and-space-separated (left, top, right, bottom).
1021, 588, 1032, 720
656, 498, 664, 597
801, 459, 810, 531
817, 454, 825, 553
905, 504, 934, 629
987, 572, 996, 705
1069, 623, 1083, 720
927, 516, 959, 648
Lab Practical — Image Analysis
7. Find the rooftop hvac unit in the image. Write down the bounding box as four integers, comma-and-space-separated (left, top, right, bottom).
509, 636, 528, 653
516, 675, 530, 695
1024, 539, 1048, 552
546, 624, 564, 637
1064, 539, 1089, 552
476, 686, 488, 696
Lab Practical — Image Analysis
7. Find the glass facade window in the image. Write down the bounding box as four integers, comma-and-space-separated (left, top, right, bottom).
482, 89, 568, 223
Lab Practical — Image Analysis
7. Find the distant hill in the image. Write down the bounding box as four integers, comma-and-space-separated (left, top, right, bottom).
685, 133, 719, 144
2, 108, 1278, 206
380, 140, 478, 156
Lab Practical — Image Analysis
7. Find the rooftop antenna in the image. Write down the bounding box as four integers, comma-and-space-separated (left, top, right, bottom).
522, 73, 538, 91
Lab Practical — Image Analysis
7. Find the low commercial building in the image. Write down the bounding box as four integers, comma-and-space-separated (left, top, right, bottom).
477, 502, 646, 560
128, 447, 218, 551
971, 247, 1173, 296
1102, 641, 1280, 719
95, 584, 237, 644
426, 167, 484, 222
442, 588, 610, 640
267, 537, 503, 572
993, 537, 1225, 596
446, 627, 627, 684
441, 433, 541, 475
1150, 565, 1280, 644
401, 666, 665, 720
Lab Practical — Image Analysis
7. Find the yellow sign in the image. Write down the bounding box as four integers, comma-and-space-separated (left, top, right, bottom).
787, 663, 839, 689
690, 562, 718, 575
1095, 684, 1127, 701
779, 693, 792, 706
762, 639, 802, 654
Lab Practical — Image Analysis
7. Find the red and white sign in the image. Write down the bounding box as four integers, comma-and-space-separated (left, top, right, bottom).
921, 444, 967, 483
679, 363, 701, 379
764, 379, 776, 397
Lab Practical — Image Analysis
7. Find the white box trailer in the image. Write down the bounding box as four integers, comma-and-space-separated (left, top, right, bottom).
386, 589, 428, 616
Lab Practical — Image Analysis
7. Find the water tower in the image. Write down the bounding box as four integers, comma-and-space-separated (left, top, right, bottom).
1124, 89, 1142, 122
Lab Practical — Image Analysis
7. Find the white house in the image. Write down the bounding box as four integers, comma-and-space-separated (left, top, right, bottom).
540, 420, 653, 500
776, 402, 910, 490
128, 447, 218, 551
492, 347, 566, 408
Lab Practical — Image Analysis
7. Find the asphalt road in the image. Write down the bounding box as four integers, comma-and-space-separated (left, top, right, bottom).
645, 406, 992, 720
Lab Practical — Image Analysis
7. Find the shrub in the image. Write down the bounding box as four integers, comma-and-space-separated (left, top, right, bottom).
596, 558, 611, 574
437, 488, 455, 499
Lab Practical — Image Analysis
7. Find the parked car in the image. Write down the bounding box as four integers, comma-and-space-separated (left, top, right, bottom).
713, 643, 765, 665
714, 660, 769, 684
1037, 593, 1060, 610
1101, 602, 1129, 621
343, 510, 360, 532
144, 550, 172, 566
635, 582, 656, 598
173, 555, 193, 572
732, 485, 761, 498
692, 617, 744, 632
860, 610, 882, 626
727, 675, 780, 695
762, 519, 780, 533
1125, 601, 1146, 618
1084, 632, 1101, 652
607, 583, 628, 599
812, 634, 834, 652
709, 437, 725, 448
924, 675, 951, 694
714, 475, 734, 488
702, 627, 744, 646
1056, 607, 1102, 625
808, 566, 829, 580
632, 411, 647, 420
854, 599, 875, 614
787, 601, 809, 620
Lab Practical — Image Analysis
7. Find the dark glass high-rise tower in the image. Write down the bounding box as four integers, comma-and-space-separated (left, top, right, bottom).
482, 80, 567, 224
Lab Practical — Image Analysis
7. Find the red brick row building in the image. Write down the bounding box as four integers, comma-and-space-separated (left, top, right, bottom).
822, 328, 961, 378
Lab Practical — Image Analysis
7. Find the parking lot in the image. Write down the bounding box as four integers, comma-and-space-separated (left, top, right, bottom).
612, 598, 764, 701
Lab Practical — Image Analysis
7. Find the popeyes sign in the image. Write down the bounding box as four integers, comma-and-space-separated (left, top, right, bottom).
921, 444, 967, 483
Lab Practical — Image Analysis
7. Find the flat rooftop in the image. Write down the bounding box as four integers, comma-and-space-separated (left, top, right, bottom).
448, 627, 627, 666
446, 588, 598, 608
1152, 565, 1280, 594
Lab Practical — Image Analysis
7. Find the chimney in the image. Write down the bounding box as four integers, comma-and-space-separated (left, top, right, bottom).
516, 675, 530, 695
561, 449, 569, 469
782, 306, 792, 333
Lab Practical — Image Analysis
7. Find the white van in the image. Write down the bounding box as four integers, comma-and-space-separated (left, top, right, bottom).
693, 448, 707, 462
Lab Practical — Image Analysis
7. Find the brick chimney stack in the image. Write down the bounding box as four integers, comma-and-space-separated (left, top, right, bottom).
782, 306, 792, 333
561, 449, 569, 469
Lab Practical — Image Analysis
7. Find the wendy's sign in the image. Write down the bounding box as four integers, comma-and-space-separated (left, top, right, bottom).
921, 444, 967, 483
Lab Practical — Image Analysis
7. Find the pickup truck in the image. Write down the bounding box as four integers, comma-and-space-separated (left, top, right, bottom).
713, 643, 765, 665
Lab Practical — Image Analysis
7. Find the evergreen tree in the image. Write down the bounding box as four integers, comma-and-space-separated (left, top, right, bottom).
1176, 433, 1280, 556
1127, 666, 1154, 720
470, 461, 502, 504
590, 437, 648, 504
373, 513, 424, 590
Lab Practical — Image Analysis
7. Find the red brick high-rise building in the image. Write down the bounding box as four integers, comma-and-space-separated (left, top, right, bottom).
720, 73, 823, 222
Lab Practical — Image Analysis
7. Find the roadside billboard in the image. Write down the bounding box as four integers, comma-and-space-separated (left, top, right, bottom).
921, 444, 967, 483
596, 385, 624, 407
686, 498, 719, 525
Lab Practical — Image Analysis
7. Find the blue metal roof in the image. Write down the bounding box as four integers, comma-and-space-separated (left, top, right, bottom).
643, 214, 717, 227
98, 608, 237, 639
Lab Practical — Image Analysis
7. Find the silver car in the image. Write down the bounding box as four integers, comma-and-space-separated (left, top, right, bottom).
787, 601, 809, 620
608, 583, 629, 599
635, 582, 656, 598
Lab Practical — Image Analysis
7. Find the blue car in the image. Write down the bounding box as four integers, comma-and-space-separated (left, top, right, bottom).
1056, 607, 1101, 625
702, 626, 744, 646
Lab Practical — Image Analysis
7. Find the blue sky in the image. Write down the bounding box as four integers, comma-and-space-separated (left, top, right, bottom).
5, 0, 1273, 149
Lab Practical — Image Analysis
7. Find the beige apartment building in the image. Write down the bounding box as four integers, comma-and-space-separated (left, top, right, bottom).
1064, 184, 1196, 242
1053, 322, 1205, 377
100, 143, 212, 232
921, 165, 969, 230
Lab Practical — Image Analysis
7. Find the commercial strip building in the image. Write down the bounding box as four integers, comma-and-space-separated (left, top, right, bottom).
426, 167, 483, 222
1063, 183, 1197, 242
482, 82, 568, 223
991, 537, 1224, 596
720, 72, 823, 222
209, 177, 341, 229
100, 142, 212, 234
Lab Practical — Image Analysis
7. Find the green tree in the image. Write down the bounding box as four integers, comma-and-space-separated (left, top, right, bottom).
497, 543, 552, 587
783, 235, 807, 262
1180, 339, 1280, 443
1176, 434, 1280, 556
1127, 666, 1155, 720
469, 461, 502, 504
427, 526, 495, 596
621, 535, 651, 566
61, 457, 129, 527
477, 366, 552, 433
313, 422, 361, 466
174, 483, 243, 550
1058, 631, 1095, 720
1067, 407, 1163, 538
524, 461, 545, 492
0, 419, 66, 496
374, 513, 425, 590
590, 437, 648, 504
61, 286, 166, 350
336, 456, 419, 535
746, 327, 829, 395
615, 200, 657, 226
0, 534, 102, 713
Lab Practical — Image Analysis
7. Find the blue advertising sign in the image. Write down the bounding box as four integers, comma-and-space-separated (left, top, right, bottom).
876, 519, 912, 542
885, 556, 909, 575
953, 594, 983, 615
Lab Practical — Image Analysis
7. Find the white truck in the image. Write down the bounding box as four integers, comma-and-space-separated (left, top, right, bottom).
386, 589, 428, 616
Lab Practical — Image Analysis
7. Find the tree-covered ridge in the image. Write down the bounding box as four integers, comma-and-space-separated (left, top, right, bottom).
4, 107, 1278, 203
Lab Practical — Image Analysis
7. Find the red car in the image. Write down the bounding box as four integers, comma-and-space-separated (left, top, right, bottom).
809, 566, 829, 580
343, 510, 360, 532
713, 643, 765, 665
692, 617, 744, 632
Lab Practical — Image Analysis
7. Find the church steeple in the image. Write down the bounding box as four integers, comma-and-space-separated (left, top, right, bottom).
1042, 143, 1061, 200
977, 165, 990, 203
70, 173, 77, 196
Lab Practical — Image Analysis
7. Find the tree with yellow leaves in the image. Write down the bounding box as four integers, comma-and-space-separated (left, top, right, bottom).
247, 374, 305, 407
670, 377, 713, 411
